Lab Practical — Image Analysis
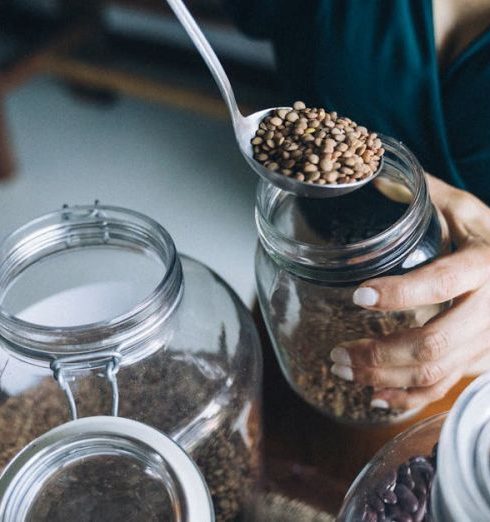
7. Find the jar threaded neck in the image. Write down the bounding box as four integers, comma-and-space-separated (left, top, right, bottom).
255, 137, 433, 283
0, 204, 183, 365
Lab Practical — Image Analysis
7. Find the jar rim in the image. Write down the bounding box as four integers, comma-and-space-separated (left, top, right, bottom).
255, 136, 431, 281
0, 203, 183, 362
0, 416, 214, 522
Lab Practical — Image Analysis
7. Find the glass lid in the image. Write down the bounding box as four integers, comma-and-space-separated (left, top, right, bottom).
0, 417, 214, 522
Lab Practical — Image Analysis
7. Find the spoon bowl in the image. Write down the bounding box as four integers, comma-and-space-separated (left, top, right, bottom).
167, 0, 383, 198
237, 108, 383, 198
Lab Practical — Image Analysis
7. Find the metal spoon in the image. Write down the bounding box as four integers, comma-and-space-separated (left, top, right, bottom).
166, 0, 383, 198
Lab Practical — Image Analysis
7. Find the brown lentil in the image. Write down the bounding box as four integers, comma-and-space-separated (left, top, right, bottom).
252, 102, 384, 185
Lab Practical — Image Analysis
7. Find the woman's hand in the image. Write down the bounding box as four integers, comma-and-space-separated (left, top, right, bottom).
330, 174, 490, 411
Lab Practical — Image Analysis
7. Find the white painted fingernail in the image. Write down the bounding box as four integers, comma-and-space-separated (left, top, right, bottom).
370, 399, 390, 409
353, 287, 379, 307
331, 364, 354, 381
330, 347, 351, 366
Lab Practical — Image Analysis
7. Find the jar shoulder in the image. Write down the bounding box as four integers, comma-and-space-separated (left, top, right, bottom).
179, 254, 253, 314
176, 255, 262, 364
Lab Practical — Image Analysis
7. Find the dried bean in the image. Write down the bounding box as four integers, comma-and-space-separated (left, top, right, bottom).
304, 163, 318, 173
376, 470, 397, 496
270, 116, 283, 127
309, 154, 320, 164
362, 507, 379, 522
268, 162, 279, 171
362, 446, 437, 522
394, 484, 419, 513
320, 159, 333, 172
381, 490, 398, 505
398, 464, 415, 490
413, 495, 427, 522
368, 493, 385, 513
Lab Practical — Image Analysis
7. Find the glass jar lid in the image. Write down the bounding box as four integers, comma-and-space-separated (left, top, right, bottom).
0, 417, 214, 522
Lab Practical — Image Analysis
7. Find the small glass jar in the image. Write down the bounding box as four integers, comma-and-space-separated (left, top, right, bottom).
0, 416, 214, 521
0, 203, 262, 522
337, 372, 490, 521
255, 137, 448, 425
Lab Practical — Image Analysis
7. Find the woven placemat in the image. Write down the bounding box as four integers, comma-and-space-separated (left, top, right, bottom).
256, 492, 336, 522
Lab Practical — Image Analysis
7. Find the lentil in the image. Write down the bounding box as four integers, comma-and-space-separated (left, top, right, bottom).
252, 103, 385, 185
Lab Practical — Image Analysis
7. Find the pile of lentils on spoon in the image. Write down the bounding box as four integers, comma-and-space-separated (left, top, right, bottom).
251, 101, 385, 185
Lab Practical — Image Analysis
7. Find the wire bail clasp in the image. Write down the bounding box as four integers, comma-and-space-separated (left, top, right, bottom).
50, 350, 122, 420
61, 200, 111, 245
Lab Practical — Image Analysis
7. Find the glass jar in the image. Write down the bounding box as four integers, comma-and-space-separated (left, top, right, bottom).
0, 203, 262, 522
0, 416, 214, 521
337, 372, 490, 521
255, 137, 448, 425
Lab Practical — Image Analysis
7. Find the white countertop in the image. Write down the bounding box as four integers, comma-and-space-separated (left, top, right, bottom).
1, 77, 259, 307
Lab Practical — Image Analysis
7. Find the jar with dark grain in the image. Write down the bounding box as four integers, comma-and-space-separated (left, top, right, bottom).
0, 203, 262, 522
0, 417, 214, 522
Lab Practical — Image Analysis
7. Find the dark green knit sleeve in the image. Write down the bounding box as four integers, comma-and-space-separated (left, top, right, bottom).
443, 36, 490, 202
223, 0, 279, 39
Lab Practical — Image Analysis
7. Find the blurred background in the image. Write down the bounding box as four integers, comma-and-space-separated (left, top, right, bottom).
0, 0, 278, 306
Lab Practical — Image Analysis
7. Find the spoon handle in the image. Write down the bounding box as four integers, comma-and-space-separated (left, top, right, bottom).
165, 0, 242, 124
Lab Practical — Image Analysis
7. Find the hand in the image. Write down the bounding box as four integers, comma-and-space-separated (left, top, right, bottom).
330, 174, 490, 411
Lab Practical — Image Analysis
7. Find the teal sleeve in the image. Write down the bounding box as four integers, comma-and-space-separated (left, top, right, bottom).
223, 1, 279, 39
443, 36, 490, 201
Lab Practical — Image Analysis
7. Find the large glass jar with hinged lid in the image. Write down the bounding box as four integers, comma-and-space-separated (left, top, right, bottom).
0, 417, 214, 522
0, 203, 262, 522
255, 137, 449, 426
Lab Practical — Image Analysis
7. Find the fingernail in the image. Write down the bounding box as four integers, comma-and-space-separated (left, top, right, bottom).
331, 364, 354, 381
370, 399, 390, 409
353, 287, 379, 307
330, 347, 351, 366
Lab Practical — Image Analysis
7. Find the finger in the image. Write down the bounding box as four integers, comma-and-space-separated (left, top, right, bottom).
332, 358, 452, 388
426, 173, 490, 243
369, 370, 463, 411
352, 240, 490, 311
332, 293, 490, 387
425, 173, 456, 212
330, 293, 486, 368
